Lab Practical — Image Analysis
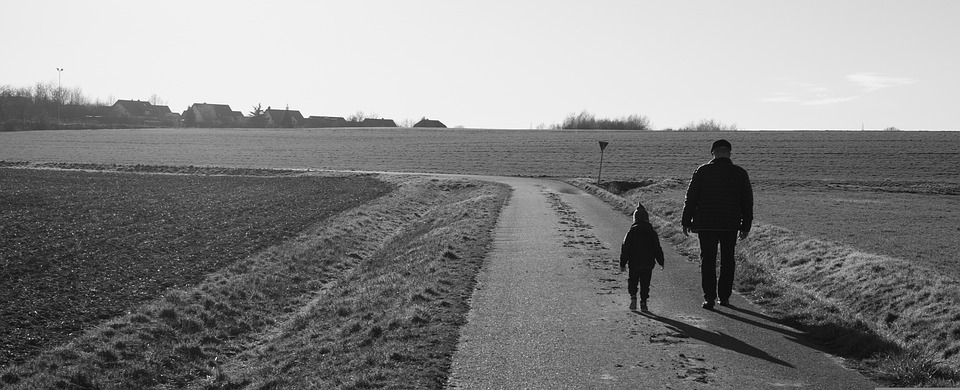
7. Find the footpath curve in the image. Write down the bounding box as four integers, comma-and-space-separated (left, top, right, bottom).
443, 176, 875, 390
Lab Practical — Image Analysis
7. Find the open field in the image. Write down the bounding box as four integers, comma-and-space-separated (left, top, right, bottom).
0, 166, 509, 388
2, 128, 957, 277
1, 128, 958, 184
0, 168, 393, 369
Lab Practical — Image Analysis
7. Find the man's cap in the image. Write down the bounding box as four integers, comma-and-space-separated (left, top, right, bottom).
711, 139, 732, 152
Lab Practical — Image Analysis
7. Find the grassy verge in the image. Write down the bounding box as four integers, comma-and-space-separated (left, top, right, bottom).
567, 178, 960, 388
0, 166, 510, 389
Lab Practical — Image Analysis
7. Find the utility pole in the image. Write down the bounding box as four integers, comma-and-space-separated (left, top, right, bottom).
56, 67, 64, 124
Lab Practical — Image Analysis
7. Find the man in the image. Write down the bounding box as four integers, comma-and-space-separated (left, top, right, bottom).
681, 139, 753, 310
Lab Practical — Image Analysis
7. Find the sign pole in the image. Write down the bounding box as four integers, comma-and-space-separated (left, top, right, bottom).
597, 141, 608, 185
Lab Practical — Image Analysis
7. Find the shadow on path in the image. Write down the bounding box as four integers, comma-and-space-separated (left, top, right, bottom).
713, 305, 829, 353
635, 311, 795, 368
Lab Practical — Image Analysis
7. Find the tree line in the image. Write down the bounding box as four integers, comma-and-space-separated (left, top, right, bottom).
554, 111, 736, 131
0, 82, 129, 131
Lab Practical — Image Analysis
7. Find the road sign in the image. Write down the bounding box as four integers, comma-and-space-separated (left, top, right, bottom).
597, 141, 608, 185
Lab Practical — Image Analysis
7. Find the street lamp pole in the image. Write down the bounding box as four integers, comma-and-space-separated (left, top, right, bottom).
56, 67, 64, 124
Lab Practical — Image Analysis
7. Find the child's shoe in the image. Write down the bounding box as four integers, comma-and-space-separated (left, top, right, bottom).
640, 300, 648, 312
629, 297, 638, 310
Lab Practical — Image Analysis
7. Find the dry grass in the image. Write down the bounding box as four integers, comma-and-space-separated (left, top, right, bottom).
0, 169, 509, 389
567, 177, 960, 388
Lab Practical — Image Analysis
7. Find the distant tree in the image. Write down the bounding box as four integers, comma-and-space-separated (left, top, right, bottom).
678, 119, 737, 132
248, 103, 268, 127
883, 126, 901, 131
148, 93, 167, 106
348, 110, 378, 123
557, 110, 652, 130
398, 118, 416, 128
64, 87, 89, 106
348, 111, 365, 122
34, 82, 52, 104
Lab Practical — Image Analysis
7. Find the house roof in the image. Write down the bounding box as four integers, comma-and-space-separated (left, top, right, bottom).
189, 103, 235, 117
152, 105, 173, 115
360, 118, 397, 127
113, 100, 173, 117
265, 108, 305, 122
414, 118, 446, 128
304, 116, 350, 128
113, 100, 151, 116
185, 103, 240, 123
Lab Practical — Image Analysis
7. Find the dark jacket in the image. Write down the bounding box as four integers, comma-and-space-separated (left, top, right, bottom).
681, 157, 754, 232
620, 220, 665, 269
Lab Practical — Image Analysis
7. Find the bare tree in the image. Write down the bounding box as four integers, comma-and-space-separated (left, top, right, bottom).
149, 93, 167, 106
347, 110, 379, 122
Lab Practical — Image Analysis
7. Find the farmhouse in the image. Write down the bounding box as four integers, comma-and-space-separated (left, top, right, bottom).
182, 103, 244, 127
265, 107, 305, 128
303, 115, 351, 128
413, 118, 446, 128
360, 118, 397, 128
110, 99, 180, 126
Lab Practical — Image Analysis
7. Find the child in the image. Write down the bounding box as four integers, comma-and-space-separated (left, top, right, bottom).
619, 203, 665, 311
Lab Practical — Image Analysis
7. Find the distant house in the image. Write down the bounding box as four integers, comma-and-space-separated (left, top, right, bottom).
265, 107, 305, 128
303, 116, 351, 128
413, 118, 446, 128
110, 99, 179, 126
182, 103, 245, 127
360, 118, 397, 128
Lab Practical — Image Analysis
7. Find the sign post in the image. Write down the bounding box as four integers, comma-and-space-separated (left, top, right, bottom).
597, 141, 608, 185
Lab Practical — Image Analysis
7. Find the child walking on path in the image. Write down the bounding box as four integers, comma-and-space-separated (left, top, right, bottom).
619, 203, 665, 311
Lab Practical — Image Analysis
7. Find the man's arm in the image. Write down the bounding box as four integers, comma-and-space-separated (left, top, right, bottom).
739, 169, 754, 238
681, 170, 700, 236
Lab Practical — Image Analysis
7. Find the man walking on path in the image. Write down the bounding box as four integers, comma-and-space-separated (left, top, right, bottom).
681, 139, 754, 310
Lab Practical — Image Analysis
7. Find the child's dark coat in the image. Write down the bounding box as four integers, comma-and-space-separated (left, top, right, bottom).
619, 215, 665, 270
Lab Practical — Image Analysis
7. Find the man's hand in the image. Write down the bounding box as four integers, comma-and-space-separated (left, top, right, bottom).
619, 265, 626, 273
739, 230, 749, 240
682, 226, 690, 236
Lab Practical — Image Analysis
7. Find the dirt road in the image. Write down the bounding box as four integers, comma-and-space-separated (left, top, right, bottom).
445, 177, 875, 389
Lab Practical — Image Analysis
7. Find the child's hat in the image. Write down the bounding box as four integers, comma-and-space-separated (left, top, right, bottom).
634, 203, 649, 222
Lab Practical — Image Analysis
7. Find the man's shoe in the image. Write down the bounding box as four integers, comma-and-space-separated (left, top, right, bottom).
640, 300, 649, 312
629, 297, 638, 310
701, 301, 714, 310
718, 299, 730, 307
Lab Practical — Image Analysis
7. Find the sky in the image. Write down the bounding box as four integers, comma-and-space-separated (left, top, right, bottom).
2, 0, 958, 130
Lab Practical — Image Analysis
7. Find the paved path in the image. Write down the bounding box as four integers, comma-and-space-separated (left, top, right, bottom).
445, 177, 875, 389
